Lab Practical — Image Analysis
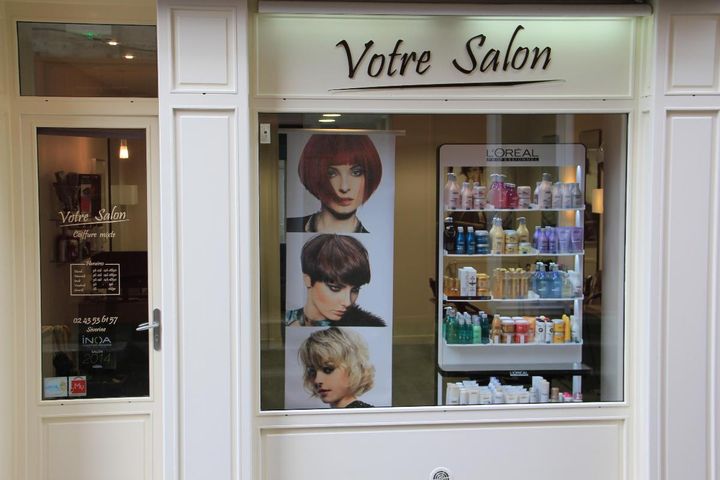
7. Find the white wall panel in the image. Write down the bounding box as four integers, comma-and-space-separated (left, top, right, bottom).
175, 110, 235, 480
42, 416, 149, 480
262, 421, 623, 480
668, 16, 720, 92
172, 8, 237, 92
663, 113, 716, 480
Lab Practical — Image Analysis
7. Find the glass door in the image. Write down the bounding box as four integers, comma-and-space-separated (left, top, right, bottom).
37, 128, 150, 399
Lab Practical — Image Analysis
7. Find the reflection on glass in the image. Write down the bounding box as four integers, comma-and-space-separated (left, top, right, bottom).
259, 113, 627, 410
38, 128, 149, 400
18, 22, 157, 97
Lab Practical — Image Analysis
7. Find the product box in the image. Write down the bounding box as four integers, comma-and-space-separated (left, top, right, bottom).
459, 266, 477, 297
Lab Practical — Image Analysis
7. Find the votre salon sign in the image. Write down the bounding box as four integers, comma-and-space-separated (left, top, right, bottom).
335, 25, 555, 90
257, 16, 634, 98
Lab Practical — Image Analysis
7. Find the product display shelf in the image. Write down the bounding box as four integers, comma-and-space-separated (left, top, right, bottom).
438, 362, 592, 377
445, 207, 585, 213
436, 143, 587, 405
444, 252, 584, 258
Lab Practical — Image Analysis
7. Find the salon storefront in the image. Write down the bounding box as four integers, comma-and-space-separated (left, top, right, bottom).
2, 0, 720, 479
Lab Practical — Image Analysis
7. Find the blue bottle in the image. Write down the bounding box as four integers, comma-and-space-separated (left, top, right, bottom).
466, 226, 476, 254
549, 263, 562, 298
535, 262, 548, 298
540, 228, 550, 253
456, 226, 466, 255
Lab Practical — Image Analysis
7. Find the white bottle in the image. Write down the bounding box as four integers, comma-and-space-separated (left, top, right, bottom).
571, 183, 583, 208
561, 183, 573, 208
472, 182, 485, 210
444, 172, 460, 209
551, 182, 563, 209
539, 173, 553, 209
460, 181, 472, 210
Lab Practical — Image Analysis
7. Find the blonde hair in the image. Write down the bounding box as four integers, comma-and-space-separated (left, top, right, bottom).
298, 327, 375, 398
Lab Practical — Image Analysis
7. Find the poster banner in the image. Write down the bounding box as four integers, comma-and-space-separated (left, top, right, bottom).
283, 130, 395, 409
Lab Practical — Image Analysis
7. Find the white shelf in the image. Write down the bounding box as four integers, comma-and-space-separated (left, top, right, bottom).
444, 340, 583, 348
445, 251, 584, 258
443, 296, 582, 303
444, 207, 585, 213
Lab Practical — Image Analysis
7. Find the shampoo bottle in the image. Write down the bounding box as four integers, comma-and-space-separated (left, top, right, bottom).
549, 263, 562, 298
460, 181, 472, 210
489, 217, 505, 255
456, 226, 466, 254
444, 172, 460, 210
539, 173, 553, 209
466, 226, 476, 254
516, 217, 530, 244
551, 182, 563, 208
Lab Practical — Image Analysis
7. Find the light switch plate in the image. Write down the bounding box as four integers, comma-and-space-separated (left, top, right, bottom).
260, 123, 271, 144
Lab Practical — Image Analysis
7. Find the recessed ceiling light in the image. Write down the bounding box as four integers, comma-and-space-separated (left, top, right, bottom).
124, 53, 135, 60
107, 40, 119, 46
318, 119, 335, 123
322, 113, 341, 117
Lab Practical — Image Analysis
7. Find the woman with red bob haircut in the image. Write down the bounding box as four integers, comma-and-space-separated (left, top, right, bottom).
287, 134, 383, 233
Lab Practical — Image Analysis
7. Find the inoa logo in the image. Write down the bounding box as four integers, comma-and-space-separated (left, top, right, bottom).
334, 25, 555, 91
486, 147, 540, 162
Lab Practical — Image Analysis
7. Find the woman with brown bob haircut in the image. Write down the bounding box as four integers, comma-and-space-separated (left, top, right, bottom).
285, 234, 385, 327
299, 327, 375, 408
286, 134, 383, 233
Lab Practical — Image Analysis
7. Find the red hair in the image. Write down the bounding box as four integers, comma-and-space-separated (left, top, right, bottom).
298, 134, 382, 206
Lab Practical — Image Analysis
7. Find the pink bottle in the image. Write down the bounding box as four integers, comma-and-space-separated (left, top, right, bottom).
488, 174, 502, 209
505, 183, 518, 209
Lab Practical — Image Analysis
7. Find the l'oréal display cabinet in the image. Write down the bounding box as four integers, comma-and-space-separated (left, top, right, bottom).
437, 144, 591, 405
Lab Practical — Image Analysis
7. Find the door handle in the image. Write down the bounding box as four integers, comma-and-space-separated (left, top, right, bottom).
136, 308, 162, 351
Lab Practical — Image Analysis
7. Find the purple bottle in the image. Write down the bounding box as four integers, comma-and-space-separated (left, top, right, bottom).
533, 226, 543, 250
545, 227, 557, 254
540, 227, 550, 253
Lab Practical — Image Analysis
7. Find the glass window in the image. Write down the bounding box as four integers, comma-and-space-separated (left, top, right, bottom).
38, 128, 149, 399
18, 22, 157, 97
259, 113, 626, 410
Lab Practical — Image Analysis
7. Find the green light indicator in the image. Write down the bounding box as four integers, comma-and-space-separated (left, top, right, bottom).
85, 32, 95, 40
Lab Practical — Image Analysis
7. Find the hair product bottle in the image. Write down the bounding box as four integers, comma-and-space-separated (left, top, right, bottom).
539, 173, 553, 209
571, 182, 583, 207
551, 182, 563, 209
487, 174, 501, 208
460, 181, 472, 210
443, 217, 457, 253
489, 216, 505, 254
533, 225, 542, 251
455, 226, 465, 254
472, 182, 486, 210
516, 217, 530, 244
549, 263, 562, 298
444, 172, 460, 210
466, 226, 476, 254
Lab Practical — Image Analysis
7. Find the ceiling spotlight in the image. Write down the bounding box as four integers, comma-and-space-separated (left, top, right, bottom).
318, 119, 335, 123
107, 40, 119, 46
322, 113, 341, 118
123, 53, 135, 60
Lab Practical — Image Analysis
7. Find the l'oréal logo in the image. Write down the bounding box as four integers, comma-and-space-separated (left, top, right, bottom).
486, 147, 540, 162
332, 25, 561, 91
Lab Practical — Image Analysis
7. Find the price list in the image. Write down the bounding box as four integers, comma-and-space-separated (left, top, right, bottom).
70, 262, 121, 296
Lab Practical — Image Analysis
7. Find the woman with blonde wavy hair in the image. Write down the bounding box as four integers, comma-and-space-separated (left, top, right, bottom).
298, 327, 375, 408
